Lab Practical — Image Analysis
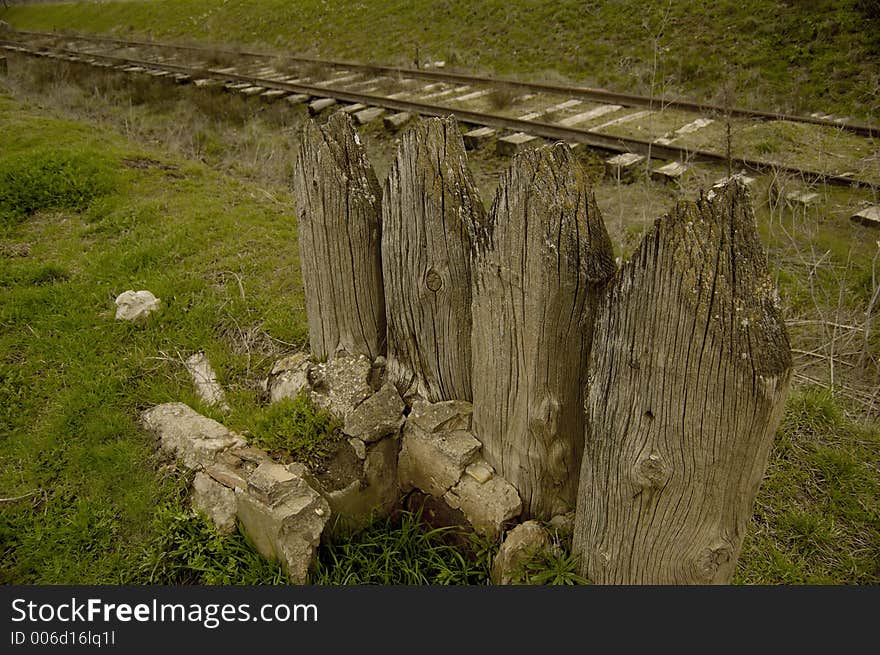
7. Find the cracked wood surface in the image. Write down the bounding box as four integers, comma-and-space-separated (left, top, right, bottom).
293, 112, 386, 361
471, 143, 615, 519
572, 182, 792, 584
382, 116, 485, 402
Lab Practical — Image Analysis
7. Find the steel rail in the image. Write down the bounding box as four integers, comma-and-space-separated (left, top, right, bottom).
8, 27, 879, 138
2, 39, 877, 191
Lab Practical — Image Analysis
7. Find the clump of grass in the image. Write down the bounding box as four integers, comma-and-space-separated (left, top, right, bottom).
313, 510, 495, 585
0, 148, 116, 222
135, 504, 285, 585
510, 546, 589, 585
247, 394, 344, 470
487, 85, 519, 110
200, 48, 237, 70
735, 387, 880, 584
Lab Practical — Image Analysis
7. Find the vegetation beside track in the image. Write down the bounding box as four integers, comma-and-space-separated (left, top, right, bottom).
0, 46, 878, 585
2, 0, 879, 122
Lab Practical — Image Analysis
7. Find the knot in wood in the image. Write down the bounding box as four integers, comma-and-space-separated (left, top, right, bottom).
425, 268, 443, 292
633, 451, 670, 490
695, 541, 733, 582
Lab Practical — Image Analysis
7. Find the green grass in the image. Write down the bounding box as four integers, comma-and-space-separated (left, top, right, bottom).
734, 388, 880, 584
313, 510, 495, 585
0, 92, 307, 584
247, 394, 345, 471
1, 1, 878, 121
0, 148, 116, 223
0, 62, 878, 585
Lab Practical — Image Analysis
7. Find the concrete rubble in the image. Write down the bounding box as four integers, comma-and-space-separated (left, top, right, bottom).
491, 520, 551, 585
266, 352, 311, 403
114, 289, 161, 321
185, 351, 230, 411
398, 398, 522, 539
144, 350, 537, 581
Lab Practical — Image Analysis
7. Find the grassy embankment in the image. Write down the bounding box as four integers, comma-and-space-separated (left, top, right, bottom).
2, 0, 879, 122
0, 1, 878, 585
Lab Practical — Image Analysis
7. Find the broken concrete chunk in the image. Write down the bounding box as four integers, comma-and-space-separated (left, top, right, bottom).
114, 289, 161, 321
491, 520, 551, 585
141, 402, 246, 470
234, 473, 330, 584
192, 471, 237, 534
343, 382, 405, 443
267, 352, 311, 403
398, 424, 481, 497
228, 445, 273, 465
851, 205, 880, 227
465, 458, 494, 484
348, 438, 367, 460
308, 353, 374, 419
185, 352, 230, 411
247, 461, 312, 507
408, 399, 473, 433
444, 474, 522, 540
326, 435, 399, 534
205, 463, 248, 491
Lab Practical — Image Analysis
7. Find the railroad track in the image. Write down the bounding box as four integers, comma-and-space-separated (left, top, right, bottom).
2, 28, 879, 193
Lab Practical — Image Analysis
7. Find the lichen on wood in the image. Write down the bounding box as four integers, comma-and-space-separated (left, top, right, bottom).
471, 143, 615, 519
382, 116, 485, 402
572, 180, 792, 584
293, 111, 386, 361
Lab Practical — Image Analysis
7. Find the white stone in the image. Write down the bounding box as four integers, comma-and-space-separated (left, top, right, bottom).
398, 424, 481, 497
192, 472, 237, 534
185, 352, 230, 411
141, 402, 246, 470
114, 290, 161, 321
343, 382, 405, 443
444, 474, 522, 539
851, 205, 880, 227
408, 399, 473, 433
267, 352, 311, 403
491, 520, 551, 585
465, 459, 494, 484
307, 353, 373, 419
235, 464, 330, 584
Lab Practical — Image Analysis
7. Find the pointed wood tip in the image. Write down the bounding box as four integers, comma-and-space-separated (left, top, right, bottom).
634, 179, 792, 377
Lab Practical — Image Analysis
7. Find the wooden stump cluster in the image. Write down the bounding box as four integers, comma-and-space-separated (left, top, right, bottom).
293, 111, 792, 584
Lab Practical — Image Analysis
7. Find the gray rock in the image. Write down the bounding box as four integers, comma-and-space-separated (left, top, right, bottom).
267, 352, 311, 403
491, 520, 550, 585
408, 399, 473, 433
343, 382, 405, 443
114, 289, 161, 321
205, 463, 248, 491
185, 351, 230, 411
235, 462, 330, 583
398, 424, 481, 496
308, 353, 373, 418
192, 472, 237, 534
141, 402, 246, 470
444, 474, 522, 540
464, 458, 494, 484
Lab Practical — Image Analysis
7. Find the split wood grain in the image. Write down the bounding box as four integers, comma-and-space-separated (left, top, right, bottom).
293, 111, 386, 361
471, 143, 616, 519
572, 181, 792, 584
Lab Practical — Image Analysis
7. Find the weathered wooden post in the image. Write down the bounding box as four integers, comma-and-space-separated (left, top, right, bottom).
573, 181, 792, 584
382, 116, 485, 401
293, 112, 386, 361
471, 144, 616, 519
